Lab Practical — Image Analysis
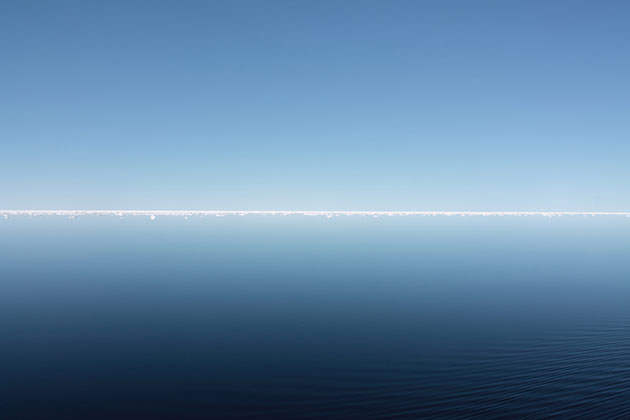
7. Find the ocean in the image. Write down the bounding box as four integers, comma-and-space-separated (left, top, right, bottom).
2, 215, 629, 419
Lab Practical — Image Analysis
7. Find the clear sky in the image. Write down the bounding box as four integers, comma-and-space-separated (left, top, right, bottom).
1, 1, 628, 210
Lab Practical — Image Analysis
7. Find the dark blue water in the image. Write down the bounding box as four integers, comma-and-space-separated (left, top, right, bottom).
2, 216, 630, 419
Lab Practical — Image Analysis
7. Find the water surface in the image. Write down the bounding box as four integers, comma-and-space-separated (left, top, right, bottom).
1, 216, 629, 418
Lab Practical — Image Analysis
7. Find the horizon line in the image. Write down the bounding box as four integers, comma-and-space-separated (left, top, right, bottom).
2, 210, 630, 218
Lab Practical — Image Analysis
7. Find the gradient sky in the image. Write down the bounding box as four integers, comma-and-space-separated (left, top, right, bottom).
1, 1, 629, 210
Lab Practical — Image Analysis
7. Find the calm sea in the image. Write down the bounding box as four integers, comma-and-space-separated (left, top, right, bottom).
2, 216, 630, 419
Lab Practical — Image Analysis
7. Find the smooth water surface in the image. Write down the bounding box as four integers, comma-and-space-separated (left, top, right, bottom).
1, 216, 630, 419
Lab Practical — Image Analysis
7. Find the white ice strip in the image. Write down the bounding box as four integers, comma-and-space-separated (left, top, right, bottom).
1, 210, 630, 218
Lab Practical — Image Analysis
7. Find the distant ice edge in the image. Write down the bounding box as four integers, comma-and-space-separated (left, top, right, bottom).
2, 210, 630, 219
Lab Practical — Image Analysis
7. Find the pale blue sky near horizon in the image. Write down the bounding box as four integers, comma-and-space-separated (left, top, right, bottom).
1, 1, 629, 210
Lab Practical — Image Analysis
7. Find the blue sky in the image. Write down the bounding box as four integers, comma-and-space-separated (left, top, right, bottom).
1, 1, 629, 210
